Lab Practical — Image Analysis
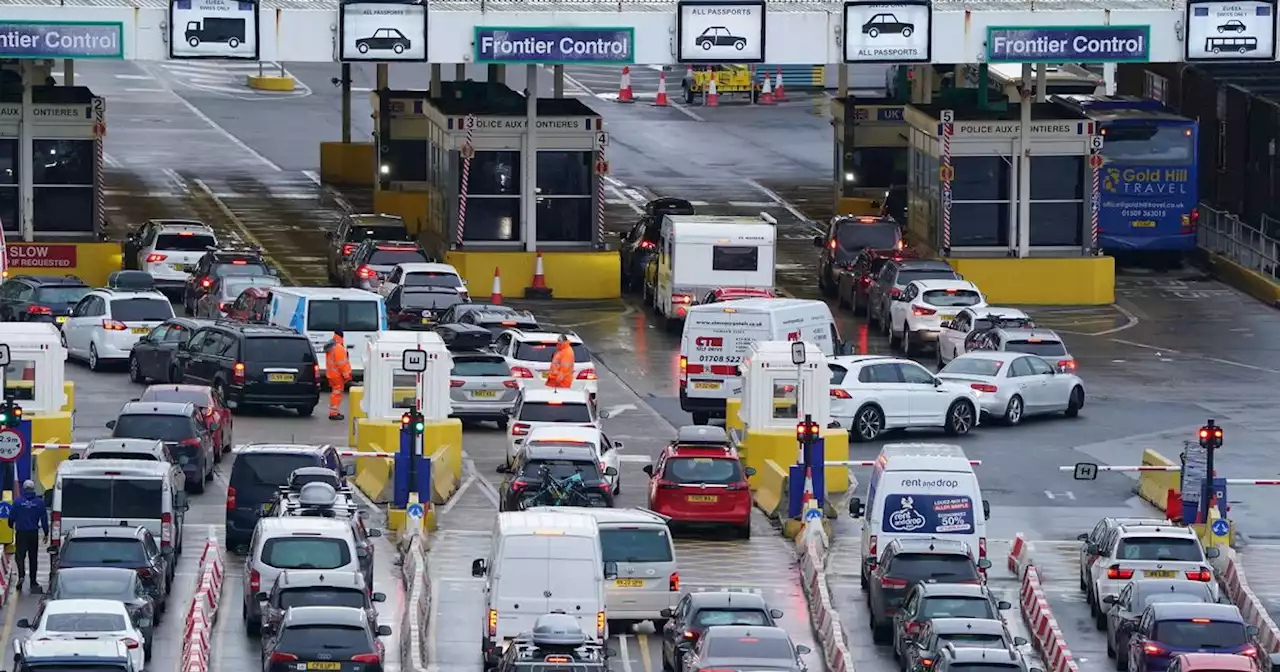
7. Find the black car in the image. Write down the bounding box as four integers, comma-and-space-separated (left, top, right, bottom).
815, 216, 901, 296
226, 444, 345, 551
497, 613, 607, 672
259, 569, 386, 638
893, 583, 1012, 660
904, 618, 1026, 672
387, 286, 465, 330
680, 625, 810, 672
1104, 579, 1216, 663
436, 302, 518, 326
262, 606, 390, 672
0, 275, 90, 324
173, 323, 320, 416
183, 246, 273, 315
339, 239, 433, 290
865, 538, 990, 644
52, 526, 171, 611
129, 318, 215, 384
497, 443, 615, 511
620, 198, 694, 293
933, 645, 1031, 672
458, 308, 540, 338
867, 259, 960, 331
107, 400, 215, 493
325, 213, 410, 284
660, 591, 784, 672
44, 567, 158, 658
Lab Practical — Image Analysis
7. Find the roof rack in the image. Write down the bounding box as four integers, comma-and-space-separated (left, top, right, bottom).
106, 270, 158, 292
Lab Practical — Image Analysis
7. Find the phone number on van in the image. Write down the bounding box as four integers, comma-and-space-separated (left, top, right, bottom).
697, 355, 742, 363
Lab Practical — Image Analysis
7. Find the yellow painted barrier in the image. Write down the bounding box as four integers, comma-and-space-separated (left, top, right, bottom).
246, 75, 295, 92
7, 243, 123, 287
352, 419, 398, 503
752, 459, 789, 520
425, 420, 463, 504
373, 191, 434, 236
386, 507, 406, 533
319, 142, 375, 187
347, 386, 366, 450
445, 251, 622, 300
1207, 253, 1280, 307
820, 429, 850, 495
0, 490, 11, 550
1137, 449, 1180, 512
62, 382, 74, 414
949, 257, 1116, 305
740, 429, 795, 490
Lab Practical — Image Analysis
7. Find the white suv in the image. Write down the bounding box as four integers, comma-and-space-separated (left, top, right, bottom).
135, 222, 218, 294
493, 330, 599, 396
379, 262, 468, 300
827, 355, 980, 442
1084, 523, 1220, 628
505, 388, 608, 468
889, 279, 985, 355
62, 288, 175, 371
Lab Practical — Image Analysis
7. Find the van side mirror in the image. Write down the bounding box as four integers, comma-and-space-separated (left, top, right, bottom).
812, 236, 823, 248
1206, 547, 1221, 558
1014, 637, 1028, 646
599, 410, 612, 419
471, 559, 486, 577
343, 463, 355, 476
659, 608, 673, 618
105, 420, 116, 429
604, 561, 618, 579
15, 619, 29, 629
796, 645, 812, 655
372, 592, 387, 602
642, 465, 654, 477
256, 591, 268, 601
977, 558, 992, 569
604, 467, 618, 477
368, 528, 382, 538
613, 441, 624, 450
848, 497, 864, 518
377, 625, 392, 637
982, 500, 990, 520
769, 608, 784, 618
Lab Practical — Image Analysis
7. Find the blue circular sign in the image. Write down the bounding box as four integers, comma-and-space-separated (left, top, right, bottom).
407, 502, 425, 518
0, 501, 12, 518
804, 506, 822, 521
1211, 519, 1230, 536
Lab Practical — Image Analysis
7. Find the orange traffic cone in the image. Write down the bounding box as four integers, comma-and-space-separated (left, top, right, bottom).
617, 66, 634, 103
758, 74, 775, 105
525, 251, 553, 299
705, 70, 719, 107
490, 267, 503, 305
653, 71, 669, 107
774, 68, 787, 100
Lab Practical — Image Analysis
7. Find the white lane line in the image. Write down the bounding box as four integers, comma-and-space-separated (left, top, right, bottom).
1109, 337, 1280, 374
618, 634, 634, 672
425, 562, 442, 672
114, 74, 154, 80
440, 476, 474, 514
727, 201, 774, 207
124, 88, 167, 93
170, 89, 282, 171
1089, 302, 1140, 336
102, 153, 122, 169
670, 101, 706, 122
744, 178, 811, 223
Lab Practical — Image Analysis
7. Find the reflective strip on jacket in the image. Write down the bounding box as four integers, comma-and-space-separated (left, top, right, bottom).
546, 342, 575, 388
324, 338, 353, 382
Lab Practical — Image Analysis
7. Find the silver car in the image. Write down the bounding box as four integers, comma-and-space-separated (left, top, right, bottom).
450, 351, 518, 429
937, 350, 1086, 425
196, 275, 281, 318
966, 327, 1077, 373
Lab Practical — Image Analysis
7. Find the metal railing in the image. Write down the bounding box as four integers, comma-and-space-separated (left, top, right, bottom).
1198, 203, 1280, 283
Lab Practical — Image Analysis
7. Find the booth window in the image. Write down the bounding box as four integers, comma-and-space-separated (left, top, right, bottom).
0, 138, 17, 185
537, 151, 591, 196
392, 371, 418, 410
847, 147, 908, 190
712, 246, 759, 272
1030, 156, 1084, 246
0, 185, 16, 234
34, 187, 94, 232
468, 151, 520, 196
536, 197, 591, 243
949, 156, 1012, 247
383, 140, 428, 182
32, 140, 94, 233
4, 359, 37, 402
535, 151, 593, 244
771, 379, 798, 420
463, 198, 520, 242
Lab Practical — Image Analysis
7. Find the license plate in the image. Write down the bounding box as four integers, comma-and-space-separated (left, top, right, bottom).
131, 327, 149, 334
614, 579, 644, 588
421, 318, 432, 324
268, 373, 295, 383
940, 314, 955, 321
693, 381, 721, 390
55, 316, 66, 324
471, 390, 497, 398
1132, 220, 1157, 228
687, 495, 719, 503
172, 264, 190, 272
1143, 570, 1177, 578
307, 664, 342, 670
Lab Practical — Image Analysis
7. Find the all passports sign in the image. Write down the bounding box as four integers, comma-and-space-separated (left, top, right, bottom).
339, 0, 427, 61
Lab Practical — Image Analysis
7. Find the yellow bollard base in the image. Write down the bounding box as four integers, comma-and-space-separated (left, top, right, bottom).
352, 419, 398, 504
424, 420, 463, 504
246, 75, 296, 91
386, 507, 406, 534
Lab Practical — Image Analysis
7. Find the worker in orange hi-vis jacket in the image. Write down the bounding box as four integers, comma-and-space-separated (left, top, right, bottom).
545, 334, 576, 389
324, 330, 354, 420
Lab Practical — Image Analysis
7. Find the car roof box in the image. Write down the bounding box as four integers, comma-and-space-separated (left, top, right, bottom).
646, 197, 695, 217
436, 323, 494, 351
106, 270, 156, 291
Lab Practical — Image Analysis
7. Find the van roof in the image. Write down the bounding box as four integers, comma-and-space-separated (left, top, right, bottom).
877, 443, 976, 472
567, 507, 670, 526
498, 510, 600, 537
270, 287, 383, 301
58, 459, 173, 478
686, 297, 825, 316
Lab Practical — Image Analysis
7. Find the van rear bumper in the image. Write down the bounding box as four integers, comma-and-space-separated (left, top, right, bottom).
606, 590, 679, 620
679, 391, 726, 417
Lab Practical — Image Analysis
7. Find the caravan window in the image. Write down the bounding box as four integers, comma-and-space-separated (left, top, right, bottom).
880, 493, 975, 535
60, 478, 163, 519
711, 246, 759, 272
307, 300, 381, 332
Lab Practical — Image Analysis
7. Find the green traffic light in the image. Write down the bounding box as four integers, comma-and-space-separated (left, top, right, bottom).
414, 421, 425, 433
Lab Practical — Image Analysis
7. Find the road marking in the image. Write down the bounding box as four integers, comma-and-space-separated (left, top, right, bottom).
102, 153, 123, 169
1044, 490, 1075, 500
638, 632, 654, 672
115, 74, 154, 80
425, 556, 442, 672
124, 88, 167, 93
464, 453, 502, 507
1108, 337, 1280, 373
167, 84, 281, 171
192, 177, 301, 285
603, 403, 637, 418
744, 178, 810, 223
619, 634, 634, 672
440, 476, 474, 514
618, 454, 653, 464
669, 102, 707, 122
726, 201, 774, 207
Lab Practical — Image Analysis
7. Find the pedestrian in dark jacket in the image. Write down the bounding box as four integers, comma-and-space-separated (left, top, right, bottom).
9, 479, 48, 592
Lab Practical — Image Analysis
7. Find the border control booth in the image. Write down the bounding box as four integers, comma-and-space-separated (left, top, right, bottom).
831, 98, 909, 219
903, 102, 1115, 305
374, 81, 617, 299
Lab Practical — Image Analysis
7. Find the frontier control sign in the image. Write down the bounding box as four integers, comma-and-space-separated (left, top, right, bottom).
0, 21, 124, 59
986, 25, 1151, 62
474, 27, 634, 65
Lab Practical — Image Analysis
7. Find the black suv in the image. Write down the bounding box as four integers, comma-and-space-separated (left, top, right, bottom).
893, 583, 1013, 659
457, 308, 540, 338
107, 400, 215, 493
0, 275, 90, 324
387, 286, 465, 330
620, 198, 695, 293
225, 444, 345, 551
325, 213, 410, 284
497, 443, 615, 511
52, 525, 172, 610
660, 590, 784, 670
904, 618, 1026, 672
261, 606, 391, 672
864, 538, 990, 643
183, 246, 274, 314
129, 318, 215, 384
259, 569, 386, 636
339, 239, 432, 290
867, 259, 960, 332
172, 323, 320, 417
815, 215, 902, 296
496, 614, 607, 672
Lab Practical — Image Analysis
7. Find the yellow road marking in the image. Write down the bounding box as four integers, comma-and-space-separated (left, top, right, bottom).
638, 632, 654, 672
191, 177, 301, 287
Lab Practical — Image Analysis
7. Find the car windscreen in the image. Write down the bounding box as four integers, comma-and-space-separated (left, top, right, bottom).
880, 494, 976, 536
139, 388, 210, 407
941, 358, 1003, 377
514, 342, 591, 363
600, 528, 673, 563
404, 272, 461, 288
278, 625, 370, 650
43, 612, 128, 632
662, 457, 742, 485
307, 300, 381, 332
369, 248, 429, 265
705, 635, 795, 659
261, 537, 352, 570
1116, 537, 1203, 562
53, 572, 135, 600
349, 225, 408, 242
156, 233, 217, 251
1152, 620, 1247, 648
518, 402, 592, 423
451, 357, 510, 377
524, 458, 602, 481
884, 553, 980, 583
59, 478, 163, 519
112, 414, 194, 442
279, 587, 367, 610
923, 290, 982, 307
212, 261, 270, 278
111, 298, 173, 322
401, 289, 462, 310
231, 454, 319, 494
1003, 340, 1068, 357
836, 223, 898, 252
59, 539, 147, 564
245, 337, 316, 363
939, 633, 1006, 647
693, 609, 772, 627
920, 597, 996, 619
35, 286, 89, 304
896, 269, 957, 286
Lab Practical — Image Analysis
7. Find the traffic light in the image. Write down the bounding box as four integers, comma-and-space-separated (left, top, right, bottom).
401, 409, 425, 435
0, 399, 20, 429
796, 417, 821, 445
1198, 421, 1224, 450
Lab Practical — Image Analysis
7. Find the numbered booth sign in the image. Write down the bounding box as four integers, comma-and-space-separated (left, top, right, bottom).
402, 349, 427, 373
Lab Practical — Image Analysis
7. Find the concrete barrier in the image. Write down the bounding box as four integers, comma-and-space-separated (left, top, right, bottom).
1207, 253, 1280, 308
796, 519, 854, 672
1136, 449, 1180, 511
179, 529, 225, 672
1210, 546, 1280, 653
399, 531, 431, 672
1008, 534, 1081, 672
424, 420, 463, 504
752, 459, 789, 521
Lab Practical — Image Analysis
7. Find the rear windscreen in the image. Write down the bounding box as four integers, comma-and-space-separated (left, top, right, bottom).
923, 290, 982, 307
111, 298, 173, 322
245, 338, 316, 363
518, 402, 592, 423
87, 452, 159, 461
920, 597, 995, 619
404, 272, 461, 288
261, 537, 351, 569
213, 262, 270, 278
278, 625, 369, 650
514, 342, 591, 363
886, 553, 981, 582
43, 612, 128, 632
307, 300, 381, 332
369, 248, 429, 265
705, 635, 794, 659
350, 225, 408, 242
939, 634, 1006, 647
231, 454, 319, 493
973, 317, 1033, 331
401, 290, 462, 310
662, 457, 742, 485
35, 286, 89, 304
1116, 537, 1203, 562
693, 609, 771, 627
711, 246, 759, 272
156, 233, 216, 251
279, 587, 367, 610
881, 494, 975, 535
836, 223, 898, 251
1004, 340, 1068, 357
897, 269, 957, 285
451, 357, 510, 377
829, 364, 847, 384
112, 414, 194, 442
524, 458, 602, 481
139, 388, 210, 407
60, 478, 163, 519
1152, 620, 1247, 647
941, 359, 1003, 377
600, 528, 673, 563
59, 539, 147, 564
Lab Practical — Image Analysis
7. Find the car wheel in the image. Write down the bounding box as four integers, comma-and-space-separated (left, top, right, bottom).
734, 40, 745, 50
901, 327, 913, 355
700, 40, 712, 50
144, 640, 153, 661
852, 404, 884, 442
1095, 605, 1107, 630
358, 42, 370, 53
901, 27, 913, 38
296, 404, 316, 417
1218, 25, 1225, 32
944, 400, 975, 436
88, 343, 104, 372
1106, 627, 1116, 658
868, 302, 880, 328
871, 618, 891, 644
888, 323, 902, 349
1066, 386, 1085, 417
1003, 395, 1024, 425
129, 354, 144, 384
394, 43, 405, 54
190, 476, 205, 494
869, 27, 880, 38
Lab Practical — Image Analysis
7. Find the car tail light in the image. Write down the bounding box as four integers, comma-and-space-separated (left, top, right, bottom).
270, 652, 299, 663
250, 569, 261, 594
880, 576, 908, 589
231, 260, 248, 265
503, 380, 519, 389
512, 423, 531, 436
144, 254, 167, 263
683, 631, 698, 641
1143, 643, 1166, 656
356, 265, 376, 280
102, 319, 128, 331
669, 572, 680, 592
27, 305, 51, 316
830, 388, 852, 399
971, 383, 998, 393
905, 621, 922, 635
828, 239, 836, 250
577, 369, 597, 380
450, 380, 464, 388
510, 479, 529, 492
160, 511, 172, 547
121, 638, 140, 649
218, 302, 228, 313
913, 306, 937, 316
869, 535, 878, 563
351, 653, 381, 663
510, 366, 534, 379
596, 611, 606, 638
226, 486, 237, 509
672, 294, 692, 305
488, 609, 498, 637
233, 362, 246, 385
137, 567, 154, 579
658, 479, 679, 490
639, 240, 656, 249
978, 537, 987, 574
921, 659, 935, 668
1241, 645, 1258, 658
313, 365, 320, 381
342, 244, 356, 255
1058, 359, 1077, 372
1107, 566, 1134, 580
1186, 568, 1213, 581
200, 277, 212, 288
50, 511, 61, 546
889, 287, 902, 298
709, 364, 738, 376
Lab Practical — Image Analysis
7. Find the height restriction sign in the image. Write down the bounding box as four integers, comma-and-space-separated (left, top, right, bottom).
1089, 154, 1104, 169
939, 165, 955, 183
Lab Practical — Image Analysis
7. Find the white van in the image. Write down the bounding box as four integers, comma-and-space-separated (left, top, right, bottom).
471, 510, 609, 665
845, 443, 990, 585
266, 287, 386, 377
680, 298, 842, 425
74, 438, 185, 494
52, 460, 190, 564
649, 215, 777, 323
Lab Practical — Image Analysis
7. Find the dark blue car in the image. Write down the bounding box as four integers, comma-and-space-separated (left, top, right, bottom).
225, 444, 344, 552
1125, 602, 1259, 672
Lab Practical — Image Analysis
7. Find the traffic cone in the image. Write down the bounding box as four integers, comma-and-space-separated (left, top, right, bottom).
705, 70, 719, 107
617, 66, 634, 103
758, 74, 775, 105
653, 71, 669, 107
774, 68, 787, 100
525, 251, 553, 299
490, 267, 503, 305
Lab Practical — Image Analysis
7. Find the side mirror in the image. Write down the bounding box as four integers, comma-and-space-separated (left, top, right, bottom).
1248, 625, 1260, 637
745, 467, 757, 477
813, 236, 823, 248
471, 559, 487, 577
613, 441, 624, 450
377, 625, 393, 637
599, 410, 612, 419
368, 528, 382, 538
1206, 547, 1221, 558
642, 465, 654, 477
496, 464, 511, 474
47, 546, 58, 555
769, 609, 784, 618
1103, 595, 1118, 605
256, 591, 268, 601
659, 608, 673, 618
977, 558, 992, 569
1077, 533, 1090, 542
997, 600, 1012, 610
933, 377, 942, 387
373, 592, 387, 602
982, 500, 990, 520
105, 420, 116, 429
324, 231, 334, 239
15, 619, 30, 629
796, 644, 812, 655
940, 320, 952, 329
848, 497, 864, 518
1014, 637, 1028, 646
604, 561, 618, 579
604, 466, 618, 477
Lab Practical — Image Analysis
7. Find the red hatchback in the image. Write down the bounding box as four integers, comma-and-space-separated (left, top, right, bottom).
137, 384, 234, 458
643, 425, 755, 538
225, 286, 272, 323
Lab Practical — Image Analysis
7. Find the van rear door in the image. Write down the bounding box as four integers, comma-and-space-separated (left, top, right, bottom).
546, 536, 605, 639
682, 312, 769, 402
494, 535, 552, 642
306, 299, 384, 371
58, 476, 165, 541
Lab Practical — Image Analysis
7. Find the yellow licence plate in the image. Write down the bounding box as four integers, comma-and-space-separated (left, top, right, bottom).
173, 264, 190, 272
615, 579, 644, 587
940, 314, 955, 321
307, 664, 341, 670
55, 316, 66, 324
421, 318, 432, 324
1132, 220, 1157, 228
1144, 570, 1177, 578
131, 327, 149, 334
693, 381, 721, 390
472, 390, 497, 398
268, 373, 296, 383
688, 495, 719, 503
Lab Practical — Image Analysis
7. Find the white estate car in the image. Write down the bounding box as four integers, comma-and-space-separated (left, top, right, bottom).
935, 306, 1032, 367
1084, 523, 1220, 628
493, 330, 599, 396
1075, 517, 1172, 596
523, 425, 624, 494
135, 221, 218, 295
827, 355, 980, 442
888, 279, 985, 355
505, 388, 608, 468
62, 288, 175, 371
18, 599, 148, 670
937, 351, 1086, 425
378, 262, 469, 300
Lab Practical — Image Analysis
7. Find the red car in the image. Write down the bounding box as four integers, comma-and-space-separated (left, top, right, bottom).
642, 425, 755, 538
137, 384, 234, 457
225, 286, 272, 324
837, 247, 920, 315
698, 287, 777, 304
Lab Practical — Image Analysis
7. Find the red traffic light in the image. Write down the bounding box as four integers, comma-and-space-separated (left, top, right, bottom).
401, 412, 413, 426
1199, 428, 1210, 439
795, 420, 820, 440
